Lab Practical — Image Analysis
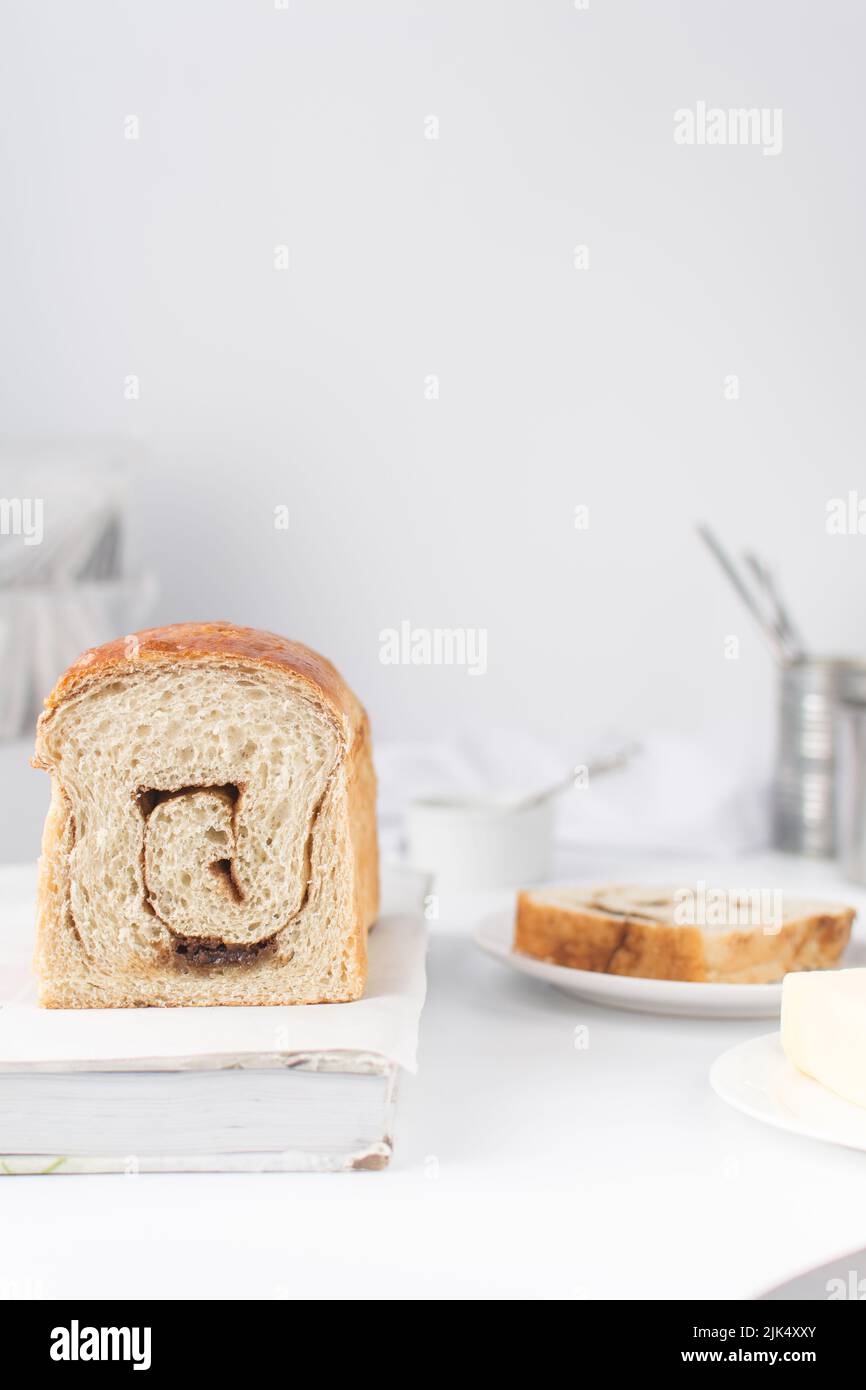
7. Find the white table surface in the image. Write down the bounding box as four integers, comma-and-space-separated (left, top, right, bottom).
3, 846, 866, 1302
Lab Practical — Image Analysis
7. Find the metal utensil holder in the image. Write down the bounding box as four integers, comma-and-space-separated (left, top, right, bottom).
835, 669, 866, 884
773, 659, 866, 857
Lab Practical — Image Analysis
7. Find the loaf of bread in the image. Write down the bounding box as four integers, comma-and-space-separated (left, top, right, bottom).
514, 884, 854, 984
33, 623, 378, 1007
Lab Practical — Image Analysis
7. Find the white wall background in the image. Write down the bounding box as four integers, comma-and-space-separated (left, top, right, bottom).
3, 0, 866, 776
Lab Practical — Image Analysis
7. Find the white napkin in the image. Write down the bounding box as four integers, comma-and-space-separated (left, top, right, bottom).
0, 864, 429, 1074
375, 728, 769, 858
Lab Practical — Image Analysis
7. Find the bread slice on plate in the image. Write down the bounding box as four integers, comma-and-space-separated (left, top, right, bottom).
32, 623, 379, 1008
514, 884, 855, 985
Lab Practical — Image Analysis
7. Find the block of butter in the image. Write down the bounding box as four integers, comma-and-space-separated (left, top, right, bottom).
781, 969, 866, 1109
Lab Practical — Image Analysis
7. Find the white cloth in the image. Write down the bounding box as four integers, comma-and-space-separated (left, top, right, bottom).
375, 729, 769, 859
0, 865, 429, 1074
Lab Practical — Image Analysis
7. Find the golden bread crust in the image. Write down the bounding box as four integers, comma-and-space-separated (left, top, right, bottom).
514, 889, 855, 984
38, 621, 364, 738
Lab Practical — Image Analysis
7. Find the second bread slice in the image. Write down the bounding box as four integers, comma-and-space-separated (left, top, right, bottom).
514, 884, 854, 984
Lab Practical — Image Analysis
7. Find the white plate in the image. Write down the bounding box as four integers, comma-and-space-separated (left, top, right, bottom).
711, 1031, 866, 1152
473, 909, 783, 1018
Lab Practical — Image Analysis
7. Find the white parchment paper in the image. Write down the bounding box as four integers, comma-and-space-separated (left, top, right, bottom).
0, 864, 428, 1073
